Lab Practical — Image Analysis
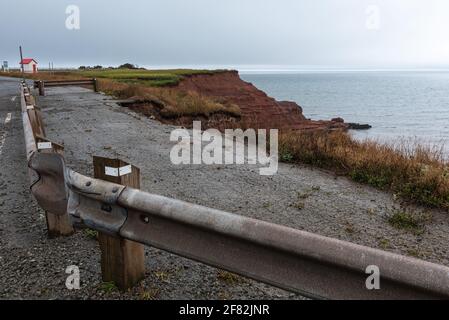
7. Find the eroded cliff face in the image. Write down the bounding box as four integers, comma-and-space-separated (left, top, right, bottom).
176, 70, 348, 131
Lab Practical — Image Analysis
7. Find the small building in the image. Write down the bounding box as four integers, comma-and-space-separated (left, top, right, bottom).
20, 58, 38, 73
2, 61, 9, 72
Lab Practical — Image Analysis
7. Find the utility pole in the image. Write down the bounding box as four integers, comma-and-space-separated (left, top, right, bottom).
19, 46, 24, 80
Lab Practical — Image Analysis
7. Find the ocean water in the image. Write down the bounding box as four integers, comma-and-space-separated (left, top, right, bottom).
240, 71, 449, 156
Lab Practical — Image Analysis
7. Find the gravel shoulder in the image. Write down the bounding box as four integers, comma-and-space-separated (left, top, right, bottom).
1, 79, 448, 299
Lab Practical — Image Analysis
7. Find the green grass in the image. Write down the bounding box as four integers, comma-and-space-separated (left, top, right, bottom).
99, 281, 118, 293
84, 228, 98, 239
73, 68, 228, 87
280, 150, 294, 163
1, 68, 230, 87
387, 210, 430, 234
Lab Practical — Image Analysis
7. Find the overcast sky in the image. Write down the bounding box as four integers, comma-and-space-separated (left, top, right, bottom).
1, 0, 449, 70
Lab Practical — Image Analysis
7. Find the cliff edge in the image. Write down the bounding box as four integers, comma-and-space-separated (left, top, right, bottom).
176, 70, 348, 131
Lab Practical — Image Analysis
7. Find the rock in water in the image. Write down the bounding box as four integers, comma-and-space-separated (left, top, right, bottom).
348, 123, 372, 130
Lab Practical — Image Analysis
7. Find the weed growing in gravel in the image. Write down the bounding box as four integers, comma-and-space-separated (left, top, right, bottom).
297, 186, 321, 200
217, 270, 242, 285
378, 238, 390, 249
262, 202, 272, 209
154, 270, 170, 282
280, 150, 294, 163
406, 248, 422, 258
387, 210, 430, 234
292, 186, 321, 210
291, 201, 305, 210
297, 191, 311, 200
344, 221, 356, 234
84, 228, 98, 239
100, 281, 117, 293
140, 288, 159, 300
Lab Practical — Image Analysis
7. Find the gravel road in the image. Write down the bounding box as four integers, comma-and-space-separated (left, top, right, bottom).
1, 76, 448, 299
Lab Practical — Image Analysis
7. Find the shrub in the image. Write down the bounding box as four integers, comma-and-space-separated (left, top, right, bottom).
279, 130, 449, 209
118, 63, 138, 69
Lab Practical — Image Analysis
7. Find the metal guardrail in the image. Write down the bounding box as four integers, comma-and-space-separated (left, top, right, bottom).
20, 81, 449, 299
33, 79, 98, 96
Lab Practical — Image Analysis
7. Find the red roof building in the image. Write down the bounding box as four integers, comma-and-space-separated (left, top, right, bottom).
20, 58, 38, 73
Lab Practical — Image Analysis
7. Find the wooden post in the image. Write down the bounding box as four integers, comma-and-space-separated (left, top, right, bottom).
45, 209, 74, 238
38, 81, 45, 96
37, 138, 74, 238
93, 156, 145, 290
93, 78, 98, 92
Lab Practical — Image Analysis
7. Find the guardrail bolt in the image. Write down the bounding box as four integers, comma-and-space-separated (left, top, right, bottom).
93, 156, 145, 291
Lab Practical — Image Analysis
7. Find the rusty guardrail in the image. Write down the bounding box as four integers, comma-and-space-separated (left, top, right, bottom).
20, 81, 449, 299
34, 79, 98, 96
20, 81, 74, 237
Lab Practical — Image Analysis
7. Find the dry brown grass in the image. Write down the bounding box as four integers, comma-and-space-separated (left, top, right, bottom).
0, 71, 86, 81
97, 78, 241, 118
279, 130, 449, 209
217, 270, 243, 285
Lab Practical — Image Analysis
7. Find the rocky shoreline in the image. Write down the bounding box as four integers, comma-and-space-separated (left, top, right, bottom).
176, 70, 360, 131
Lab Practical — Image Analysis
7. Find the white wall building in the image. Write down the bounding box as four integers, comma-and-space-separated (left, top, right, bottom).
20, 58, 38, 73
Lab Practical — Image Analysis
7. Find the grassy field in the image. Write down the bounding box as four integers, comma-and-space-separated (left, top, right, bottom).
76, 69, 227, 86
1, 69, 227, 86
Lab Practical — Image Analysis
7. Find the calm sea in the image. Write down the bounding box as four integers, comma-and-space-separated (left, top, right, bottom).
240, 71, 449, 156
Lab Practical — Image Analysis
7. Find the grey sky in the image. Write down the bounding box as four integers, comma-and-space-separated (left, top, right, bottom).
1, 0, 449, 69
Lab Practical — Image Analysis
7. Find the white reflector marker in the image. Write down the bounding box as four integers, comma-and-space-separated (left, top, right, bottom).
105, 165, 132, 177
37, 142, 53, 150
119, 165, 132, 176
105, 166, 119, 177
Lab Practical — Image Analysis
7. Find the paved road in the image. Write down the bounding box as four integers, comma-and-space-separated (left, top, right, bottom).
1, 76, 449, 299
0, 77, 42, 250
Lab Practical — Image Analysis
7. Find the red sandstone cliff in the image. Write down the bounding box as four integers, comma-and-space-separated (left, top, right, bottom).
176, 70, 348, 131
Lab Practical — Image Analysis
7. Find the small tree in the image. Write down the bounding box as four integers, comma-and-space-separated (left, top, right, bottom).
93, 65, 103, 69
118, 63, 137, 69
